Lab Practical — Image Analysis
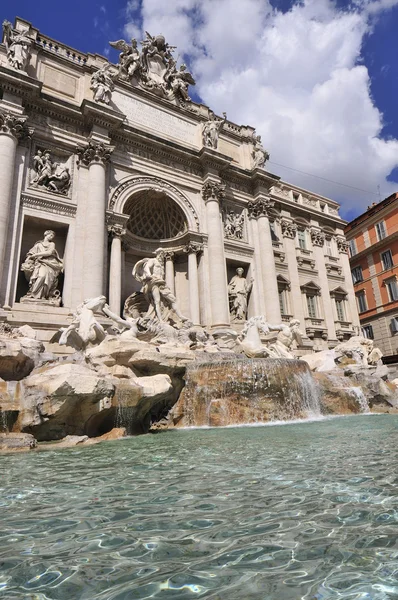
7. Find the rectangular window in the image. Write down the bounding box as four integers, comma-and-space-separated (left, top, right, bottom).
391, 318, 398, 333
306, 294, 317, 318
325, 238, 333, 256
349, 239, 357, 257
278, 290, 286, 315
362, 325, 374, 339
269, 221, 279, 242
386, 279, 398, 302
297, 229, 307, 250
376, 221, 387, 241
335, 299, 345, 321
356, 291, 367, 313
381, 249, 393, 270
351, 266, 363, 284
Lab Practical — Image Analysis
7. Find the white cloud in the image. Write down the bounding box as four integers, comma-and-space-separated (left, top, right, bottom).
124, 0, 398, 217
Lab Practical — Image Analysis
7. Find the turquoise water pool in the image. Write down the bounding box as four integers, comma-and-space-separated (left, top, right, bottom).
1, 415, 398, 599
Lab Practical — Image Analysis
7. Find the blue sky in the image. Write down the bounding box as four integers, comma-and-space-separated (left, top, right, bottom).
3, 0, 398, 220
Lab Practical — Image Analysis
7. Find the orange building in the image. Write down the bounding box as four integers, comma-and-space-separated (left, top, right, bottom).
345, 193, 398, 355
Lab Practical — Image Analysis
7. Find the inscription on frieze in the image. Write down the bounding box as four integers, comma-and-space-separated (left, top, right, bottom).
113, 91, 198, 146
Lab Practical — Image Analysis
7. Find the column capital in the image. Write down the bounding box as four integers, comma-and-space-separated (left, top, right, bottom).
0, 111, 32, 140
183, 241, 203, 255
281, 219, 297, 238
336, 236, 349, 254
163, 250, 175, 262
247, 197, 275, 219
310, 228, 325, 247
202, 180, 226, 204
76, 141, 114, 167
107, 223, 126, 238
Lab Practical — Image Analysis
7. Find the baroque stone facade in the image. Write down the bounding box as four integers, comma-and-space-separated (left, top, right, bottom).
0, 17, 360, 352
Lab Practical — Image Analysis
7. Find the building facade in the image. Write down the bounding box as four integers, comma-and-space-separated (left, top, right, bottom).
345, 193, 398, 355
0, 17, 359, 352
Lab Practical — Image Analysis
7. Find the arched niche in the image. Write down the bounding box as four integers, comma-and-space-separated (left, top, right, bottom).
109, 176, 200, 234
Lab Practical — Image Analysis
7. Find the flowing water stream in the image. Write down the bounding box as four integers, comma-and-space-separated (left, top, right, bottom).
1, 414, 398, 599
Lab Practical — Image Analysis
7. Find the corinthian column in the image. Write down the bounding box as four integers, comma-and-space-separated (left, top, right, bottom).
163, 251, 175, 295
184, 242, 203, 325
0, 112, 30, 288
108, 224, 126, 316
249, 198, 281, 323
76, 141, 113, 299
203, 181, 230, 328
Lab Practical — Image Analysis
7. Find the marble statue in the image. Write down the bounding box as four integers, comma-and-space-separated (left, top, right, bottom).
132, 249, 188, 324
239, 316, 303, 359
202, 112, 227, 149
21, 230, 64, 305
228, 268, 253, 321
90, 63, 115, 104
252, 134, 270, 169
239, 315, 271, 357
170, 64, 196, 102
224, 210, 244, 240
265, 319, 304, 359
109, 31, 195, 103
30, 150, 71, 195
109, 38, 140, 80
2, 20, 33, 71
58, 296, 138, 350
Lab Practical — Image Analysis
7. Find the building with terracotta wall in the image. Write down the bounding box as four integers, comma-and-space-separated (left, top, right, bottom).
345, 193, 398, 355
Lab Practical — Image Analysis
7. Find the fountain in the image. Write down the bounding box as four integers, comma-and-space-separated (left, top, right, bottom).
0, 251, 397, 451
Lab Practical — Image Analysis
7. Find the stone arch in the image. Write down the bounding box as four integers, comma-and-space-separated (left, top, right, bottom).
109, 176, 200, 233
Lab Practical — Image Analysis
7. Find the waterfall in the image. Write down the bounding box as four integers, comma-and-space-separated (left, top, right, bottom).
346, 386, 370, 413
175, 357, 322, 427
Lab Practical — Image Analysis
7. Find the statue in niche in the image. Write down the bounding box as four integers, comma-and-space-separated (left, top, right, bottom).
252, 134, 270, 169
109, 38, 141, 80
228, 267, 253, 321
30, 149, 71, 195
132, 249, 189, 325
224, 210, 245, 240
202, 112, 227, 150
2, 20, 33, 71
21, 230, 64, 305
90, 63, 115, 104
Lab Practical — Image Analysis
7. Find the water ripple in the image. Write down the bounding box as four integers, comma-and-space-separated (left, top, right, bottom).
0, 414, 398, 599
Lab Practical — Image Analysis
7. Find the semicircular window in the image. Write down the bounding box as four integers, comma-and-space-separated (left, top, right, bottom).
124, 190, 188, 240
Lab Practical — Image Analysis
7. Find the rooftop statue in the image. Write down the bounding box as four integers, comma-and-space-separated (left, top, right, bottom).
2, 20, 33, 71
21, 230, 64, 305
109, 31, 195, 103
90, 63, 115, 105
252, 134, 270, 169
202, 112, 227, 150
109, 38, 140, 80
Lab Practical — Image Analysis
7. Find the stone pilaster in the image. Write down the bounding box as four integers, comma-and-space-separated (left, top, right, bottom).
247, 207, 266, 316
184, 242, 203, 325
337, 234, 360, 328
163, 250, 175, 295
203, 180, 230, 328
108, 224, 126, 316
0, 111, 31, 295
282, 218, 306, 328
248, 197, 281, 323
76, 141, 114, 299
310, 228, 336, 341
